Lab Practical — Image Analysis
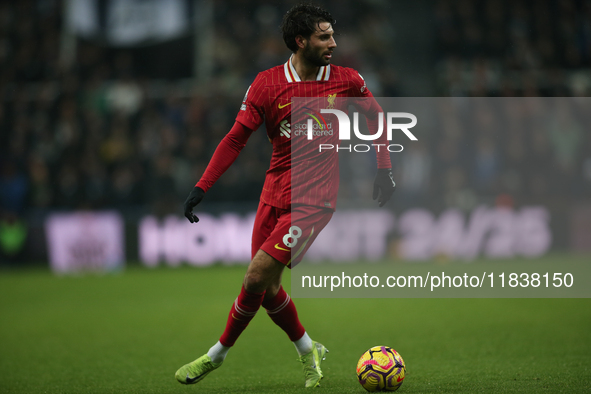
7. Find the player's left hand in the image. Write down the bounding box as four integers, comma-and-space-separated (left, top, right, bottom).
183, 186, 205, 223
373, 168, 396, 207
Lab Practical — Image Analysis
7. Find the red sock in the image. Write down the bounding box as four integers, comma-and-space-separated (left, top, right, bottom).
219, 285, 265, 347
262, 286, 306, 341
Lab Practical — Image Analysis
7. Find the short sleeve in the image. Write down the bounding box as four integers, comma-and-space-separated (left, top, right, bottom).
236, 73, 267, 131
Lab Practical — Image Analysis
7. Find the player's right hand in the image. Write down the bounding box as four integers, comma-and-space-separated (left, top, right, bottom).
183, 186, 205, 223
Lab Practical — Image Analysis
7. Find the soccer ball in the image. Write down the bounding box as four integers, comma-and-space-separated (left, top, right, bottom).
356, 346, 406, 392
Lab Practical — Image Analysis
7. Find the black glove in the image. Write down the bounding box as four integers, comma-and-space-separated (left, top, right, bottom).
183, 186, 205, 223
373, 168, 396, 207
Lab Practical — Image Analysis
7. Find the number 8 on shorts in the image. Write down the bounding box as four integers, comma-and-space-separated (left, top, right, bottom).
283, 226, 302, 248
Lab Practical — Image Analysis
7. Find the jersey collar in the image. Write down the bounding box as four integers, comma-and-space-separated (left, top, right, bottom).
284, 55, 330, 82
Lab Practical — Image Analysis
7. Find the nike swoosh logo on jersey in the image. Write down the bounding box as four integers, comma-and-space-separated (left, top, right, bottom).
274, 243, 290, 252
186, 372, 207, 384
278, 102, 292, 109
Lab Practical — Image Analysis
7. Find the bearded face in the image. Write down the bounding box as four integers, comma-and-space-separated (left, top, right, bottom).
302, 39, 332, 67
300, 21, 335, 67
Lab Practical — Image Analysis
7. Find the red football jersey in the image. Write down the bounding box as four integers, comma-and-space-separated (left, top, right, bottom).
236, 56, 390, 210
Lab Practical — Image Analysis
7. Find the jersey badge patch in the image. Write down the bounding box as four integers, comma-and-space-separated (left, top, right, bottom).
327, 93, 337, 109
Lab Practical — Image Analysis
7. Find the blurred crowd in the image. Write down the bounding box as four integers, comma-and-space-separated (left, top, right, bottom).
386, 97, 591, 213
435, 0, 591, 95
0, 0, 590, 233
0, 0, 399, 221
427, 0, 591, 210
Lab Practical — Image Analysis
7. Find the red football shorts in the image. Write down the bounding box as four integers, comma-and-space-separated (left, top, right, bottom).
252, 202, 333, 268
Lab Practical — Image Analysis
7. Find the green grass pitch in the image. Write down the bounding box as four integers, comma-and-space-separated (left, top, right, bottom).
0, 258, 590, 393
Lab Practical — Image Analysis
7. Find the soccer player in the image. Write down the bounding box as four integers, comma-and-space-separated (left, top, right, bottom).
175, 3, 396, 388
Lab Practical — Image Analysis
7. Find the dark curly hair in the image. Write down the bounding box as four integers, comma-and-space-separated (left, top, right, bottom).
280, 3, 336, 53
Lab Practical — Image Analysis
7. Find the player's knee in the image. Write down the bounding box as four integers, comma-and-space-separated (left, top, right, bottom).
264, 282, 281, 299
244, 250, 283, 293
244, 272, 267, 293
